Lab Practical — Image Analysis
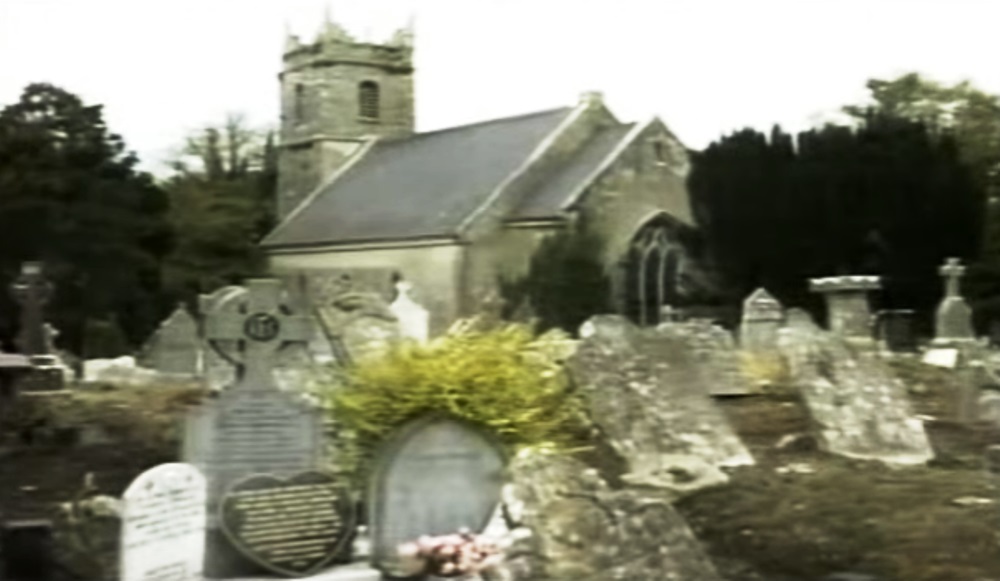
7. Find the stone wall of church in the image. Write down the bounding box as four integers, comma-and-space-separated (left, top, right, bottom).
458, 98, 620, 315
267, 243, 464, 336
577, 119, 694, 263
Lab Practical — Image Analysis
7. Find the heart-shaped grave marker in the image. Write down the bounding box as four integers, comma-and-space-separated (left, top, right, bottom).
220, 471, 356, 578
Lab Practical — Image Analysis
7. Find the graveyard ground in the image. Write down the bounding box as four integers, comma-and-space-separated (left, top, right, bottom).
1, 364, 999, 581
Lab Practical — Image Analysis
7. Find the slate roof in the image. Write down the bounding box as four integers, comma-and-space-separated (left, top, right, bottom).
262, 107, 574, 248
509, 123, 636, 221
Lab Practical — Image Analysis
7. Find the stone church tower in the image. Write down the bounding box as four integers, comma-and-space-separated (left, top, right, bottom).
276, 17, 415, 220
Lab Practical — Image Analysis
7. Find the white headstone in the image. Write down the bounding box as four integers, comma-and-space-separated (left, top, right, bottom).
120, 463, 206, 581
389, 281, 429, 343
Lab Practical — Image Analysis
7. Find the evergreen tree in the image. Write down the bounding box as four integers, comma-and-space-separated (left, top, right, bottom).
0, 83, 174, 352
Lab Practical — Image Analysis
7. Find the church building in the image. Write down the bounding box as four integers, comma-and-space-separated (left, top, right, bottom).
261, 18, 699, 334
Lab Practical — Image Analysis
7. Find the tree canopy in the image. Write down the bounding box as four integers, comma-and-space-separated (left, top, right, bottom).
0, 83, 173, 353
690, 112, 984, 330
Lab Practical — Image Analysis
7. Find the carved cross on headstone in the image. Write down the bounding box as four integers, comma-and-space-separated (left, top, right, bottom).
9, 262, 54, 356
203, 279, 312, 391
940, 257, 966, 298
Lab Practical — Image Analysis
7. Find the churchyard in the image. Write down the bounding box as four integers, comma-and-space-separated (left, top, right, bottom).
1, 260, 1000, 581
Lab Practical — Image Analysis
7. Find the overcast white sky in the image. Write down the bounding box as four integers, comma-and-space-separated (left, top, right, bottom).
2, 0, 999, 176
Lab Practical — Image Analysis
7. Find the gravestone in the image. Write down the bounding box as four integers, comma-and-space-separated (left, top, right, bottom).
1, 519, 55, 581
569, 315, 754, 494
875, 309, 918, 352
10, 262, 53, 356
923, 348, 960, 368
500, 449, 724, 581
182, 279, 326, 576
199, 286, 250, 390
369, 416, 506, 574
657, 319, 753, 395
307, 273, 401, 364
777, 308, 934, 465
144, 303, 202, 375
739, 287, 784, 352
219, 471, 355, 577
120, 463, 207, 581
934, 257, 976, 344
388, 281, 429, 343
9, 262, 64, 392
809, 276, 880, 343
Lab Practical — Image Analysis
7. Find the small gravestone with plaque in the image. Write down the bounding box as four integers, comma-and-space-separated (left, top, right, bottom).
369, 416, 506, 575
220, 471, 356, 577
120, 463, 207, 581
182, 279, 331, 577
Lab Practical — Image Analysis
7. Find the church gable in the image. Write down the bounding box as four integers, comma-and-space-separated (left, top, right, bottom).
261, 107, 573, 249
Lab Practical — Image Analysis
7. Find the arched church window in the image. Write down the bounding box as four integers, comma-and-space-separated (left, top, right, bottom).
359, 81, 380, 120
624, 216, 680, 326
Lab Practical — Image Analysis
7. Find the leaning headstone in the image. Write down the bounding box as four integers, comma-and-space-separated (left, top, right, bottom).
657, 319, 753, 395
809, 275, 881, 343
500, 449, 724, 581
777, 308, 934, 465
569, 315, 753, 495
310, 274, 401, 364
120, 463, 207, 581
740, 287, 784, 352
934, 257, 976, 344
182, 279, 326, 576
369, 416, 506, 574
144, 303, 202, 376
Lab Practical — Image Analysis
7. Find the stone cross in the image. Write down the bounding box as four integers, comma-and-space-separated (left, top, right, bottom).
9, 262, 54, 356
203, 279, 312, 391
940, 257, 966, 298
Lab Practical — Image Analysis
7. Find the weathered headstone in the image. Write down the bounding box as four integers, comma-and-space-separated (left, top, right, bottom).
144, 303, 202, 375
934, 257, 976, 344
809, 276, 880, 343
569, 315, 753, 494
739, 287, 784, 352
777, 308, 934, 465
875, 309, 918, 352
388, 281, 429, 343
309, 274, 401, 365
369, 416, 506, 574
219, 471, 356, 577
499, 449, 724, 581
657, 319, 753, 395
183, 279, 326, 576
120, 463, 207, 581
9, 262, 65, 392
10, 262, 53, 356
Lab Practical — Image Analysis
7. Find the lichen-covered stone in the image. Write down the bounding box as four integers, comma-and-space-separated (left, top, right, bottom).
569, 315, 753, 494
500, 450, 723, 581
777, 309, 934, 465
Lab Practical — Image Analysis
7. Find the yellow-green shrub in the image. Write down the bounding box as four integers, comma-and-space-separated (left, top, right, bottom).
318, 323, 587, 483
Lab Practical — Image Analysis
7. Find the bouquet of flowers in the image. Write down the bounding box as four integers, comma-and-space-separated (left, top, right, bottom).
397, 528, 503, 578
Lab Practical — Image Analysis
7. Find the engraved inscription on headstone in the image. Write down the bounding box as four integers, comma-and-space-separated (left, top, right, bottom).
220, 472, 355, 577
120, 463, 207, 581
369, 417, 506, 573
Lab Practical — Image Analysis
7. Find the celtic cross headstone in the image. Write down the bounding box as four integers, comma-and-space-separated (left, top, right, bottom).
182, 278, 327, 576
203, 278, 312, 391
9, 262, 54, 356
